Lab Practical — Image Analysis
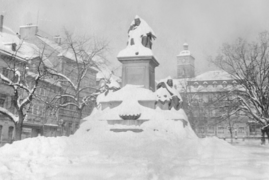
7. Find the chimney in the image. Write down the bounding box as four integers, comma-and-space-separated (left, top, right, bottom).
0, 15, 4, 32
53, 35, 61, 45
19, 24, 38, 40
183, 43, 188, 50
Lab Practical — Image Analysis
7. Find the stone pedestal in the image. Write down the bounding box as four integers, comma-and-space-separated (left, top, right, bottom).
118, 56, 159, 91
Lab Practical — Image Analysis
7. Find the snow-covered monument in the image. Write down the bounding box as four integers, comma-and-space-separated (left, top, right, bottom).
118, 15, 159, 91
82, 16, 188, 132
0, 16, 266, 180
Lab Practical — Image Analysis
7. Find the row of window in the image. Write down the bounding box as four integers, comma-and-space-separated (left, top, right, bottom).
185, 93, 236, 104
197, 126, 245, 134
28, 104, 57, 117
190, 82, 238, 89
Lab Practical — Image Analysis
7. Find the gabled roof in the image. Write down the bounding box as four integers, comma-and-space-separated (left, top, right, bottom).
193, 70, 233, 81
0, 32, 40, 60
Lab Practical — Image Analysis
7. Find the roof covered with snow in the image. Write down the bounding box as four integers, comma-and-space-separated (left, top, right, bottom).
159, 71, 237, 93
177, 43, 193, 57
37, 35, 63, 53
0, 32, 40, 60
193, 70, 233, 81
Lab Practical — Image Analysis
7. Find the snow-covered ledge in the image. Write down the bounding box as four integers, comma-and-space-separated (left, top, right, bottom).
95, 85, 188, 132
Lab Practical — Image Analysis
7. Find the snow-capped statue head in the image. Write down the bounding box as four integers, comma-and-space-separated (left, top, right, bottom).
118, 15, 156, 57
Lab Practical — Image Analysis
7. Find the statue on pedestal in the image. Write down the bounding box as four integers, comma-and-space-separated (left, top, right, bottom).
127, 15, 156, 49
118, 15, 156, 57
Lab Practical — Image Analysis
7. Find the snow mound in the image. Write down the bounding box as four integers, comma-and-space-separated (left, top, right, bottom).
1, 120, 264, 180
0, 86, 268, 179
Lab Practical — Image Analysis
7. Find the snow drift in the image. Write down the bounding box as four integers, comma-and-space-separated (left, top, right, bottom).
0, 86, 268, 180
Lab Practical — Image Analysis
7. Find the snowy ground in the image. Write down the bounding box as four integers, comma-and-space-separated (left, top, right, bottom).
0, 124, 268, 180
0, 86, 268, 180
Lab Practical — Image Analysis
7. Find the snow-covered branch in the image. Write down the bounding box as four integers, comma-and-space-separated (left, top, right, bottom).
0, 107, 19, 123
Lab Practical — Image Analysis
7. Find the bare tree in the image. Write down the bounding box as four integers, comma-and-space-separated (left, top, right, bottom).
176, 79, 207, 136
44, 31, 117, 123
210, 94, 242, 143
213, 31, 269, 143
0, 42, 48, 140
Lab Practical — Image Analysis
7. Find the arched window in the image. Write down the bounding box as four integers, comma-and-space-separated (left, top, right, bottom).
232, 80, 237, 87
203, 81, 208, 87
213, 81, 218, 88
222, 81, 227, 87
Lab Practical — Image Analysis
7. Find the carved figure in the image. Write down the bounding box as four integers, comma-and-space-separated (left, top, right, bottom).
127, 15, 156, 50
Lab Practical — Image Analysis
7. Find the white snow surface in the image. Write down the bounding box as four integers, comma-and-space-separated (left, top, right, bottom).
97, 85, 156, 103
194, 70, 233, 81
156, 77, 182, 102
118, 16, 155, 57
0, 32, 39, 60
0, 86, 268, 179
177, 50, 191, 56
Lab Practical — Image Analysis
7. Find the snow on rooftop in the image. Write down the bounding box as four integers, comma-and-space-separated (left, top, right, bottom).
177, 50, 191, 56
0, 32, 39, 60
177, 43, 192, 57
37, 35, 63, 53
194, 70, 233, 81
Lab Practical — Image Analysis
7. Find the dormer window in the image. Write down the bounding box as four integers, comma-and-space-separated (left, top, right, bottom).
213, 81, 218, 88
232, 80, 237, 87
203, 81, 208, 87
222, 81, 227, 87
194, 82, 199, 88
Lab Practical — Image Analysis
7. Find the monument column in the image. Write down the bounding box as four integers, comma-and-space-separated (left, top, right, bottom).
118, 55, 159, 91
117, 15, 159, 91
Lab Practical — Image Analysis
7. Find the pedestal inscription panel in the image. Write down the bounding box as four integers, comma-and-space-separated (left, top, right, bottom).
125, 66, 145, 85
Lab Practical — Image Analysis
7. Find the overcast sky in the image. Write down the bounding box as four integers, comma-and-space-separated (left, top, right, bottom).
1, 0, 269, 80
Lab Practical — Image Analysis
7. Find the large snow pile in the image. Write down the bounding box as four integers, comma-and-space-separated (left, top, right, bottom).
0, 86, 268, 179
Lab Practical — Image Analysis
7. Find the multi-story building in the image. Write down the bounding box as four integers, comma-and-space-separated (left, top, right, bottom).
174, 43, 261, 139
0, 16, 103, 145
0, 20, 62, 145
18, 24, 101, 136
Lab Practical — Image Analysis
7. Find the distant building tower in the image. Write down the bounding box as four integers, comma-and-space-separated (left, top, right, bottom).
177, 43, 195, 79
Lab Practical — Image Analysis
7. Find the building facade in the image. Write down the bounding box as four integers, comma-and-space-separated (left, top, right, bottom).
0, 27, 64, 145
0, 19, 99, 145
19, 24, 99, 136
174, 44, 261, 140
